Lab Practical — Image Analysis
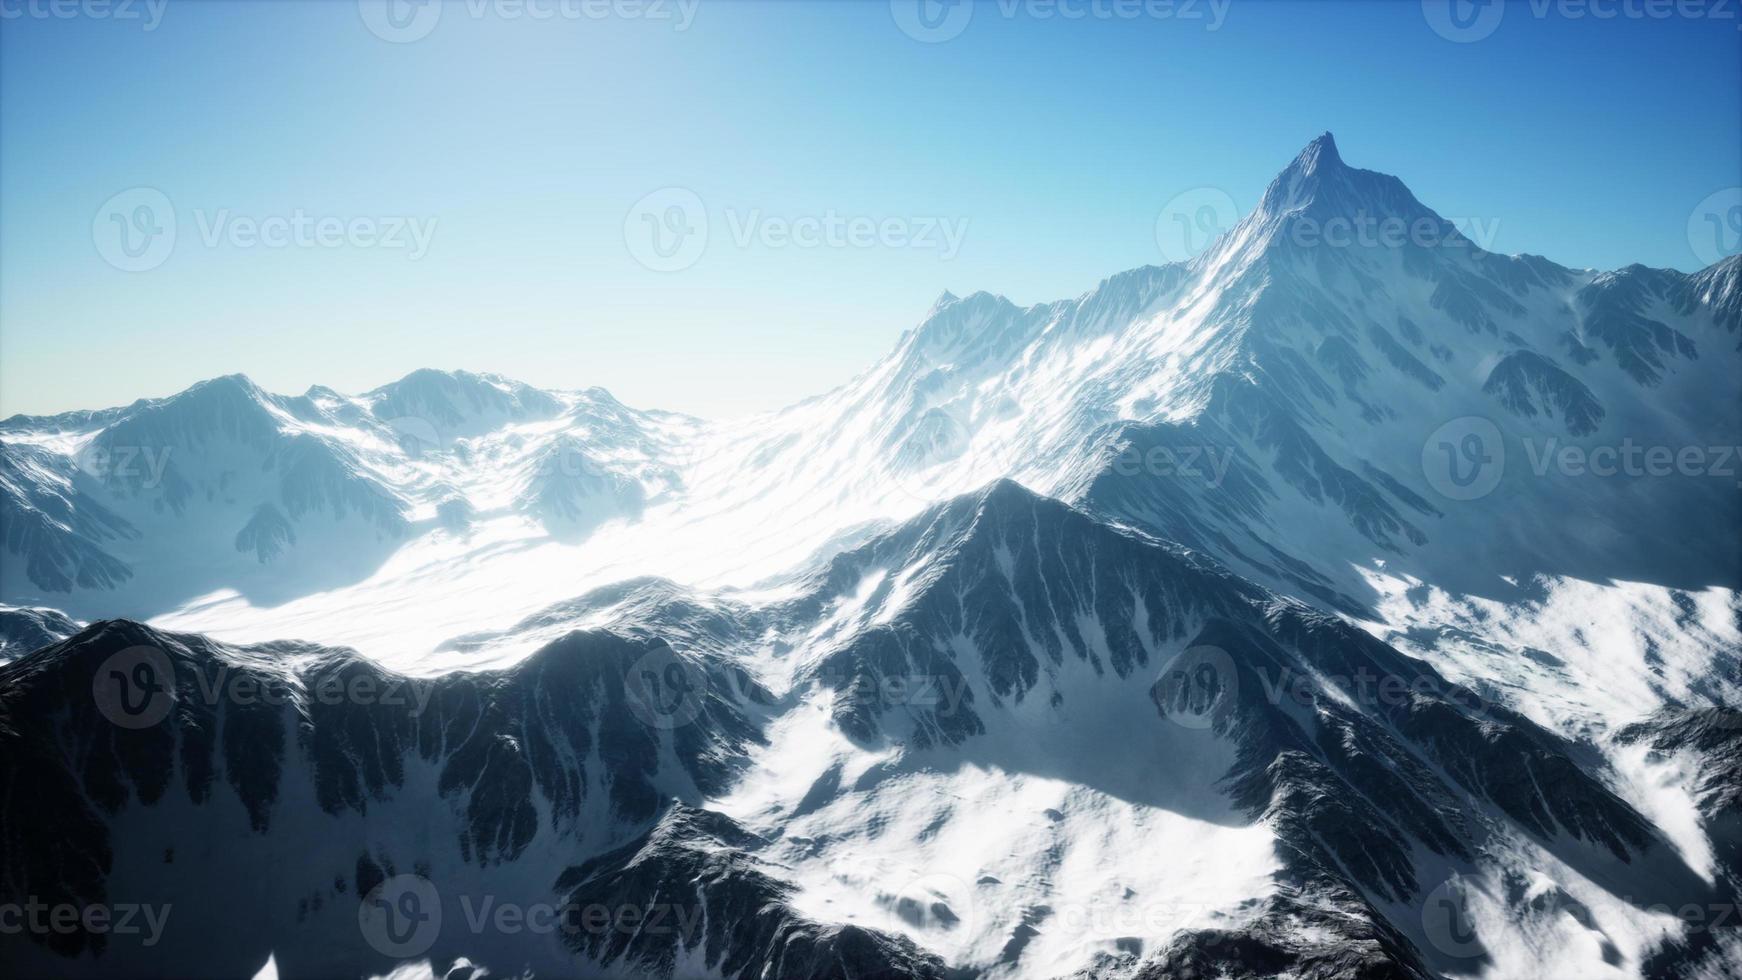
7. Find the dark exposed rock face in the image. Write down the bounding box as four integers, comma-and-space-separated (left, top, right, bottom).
1013, 142, 1742, 616
779, 482, 1698, 976
1482, 349, 1606, 435
0, 483, 1730, 979
1575, 267, 1701, 387
1615, 708, 1742, 979
1134, 885, 1435, 980
811, 483, 1652, 842
0, 604, 79, 659
0, 619, 769, 971
0, 441, 137, 592
0, 136, 1735, 980
556, 804, 947, 980
1619, 708, 1742, 876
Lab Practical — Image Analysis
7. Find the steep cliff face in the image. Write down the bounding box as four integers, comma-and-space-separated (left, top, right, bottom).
0, 618, 767, 978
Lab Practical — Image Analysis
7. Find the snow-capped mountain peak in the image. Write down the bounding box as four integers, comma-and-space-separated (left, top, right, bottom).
1243, 132, 1456, 250
363, 368, 564, 441
2, 133, 1740, 980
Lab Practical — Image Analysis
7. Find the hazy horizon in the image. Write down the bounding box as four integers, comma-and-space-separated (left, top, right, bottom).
3, 0, 1738, 420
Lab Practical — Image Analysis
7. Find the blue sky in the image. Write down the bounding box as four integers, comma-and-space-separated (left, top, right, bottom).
2, 0, 1738, 418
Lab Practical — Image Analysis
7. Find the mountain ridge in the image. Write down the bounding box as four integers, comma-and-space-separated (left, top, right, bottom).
4, 478, 1730, 978
1, 135, 1738, 978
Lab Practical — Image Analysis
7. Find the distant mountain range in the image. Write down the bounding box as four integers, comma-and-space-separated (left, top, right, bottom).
2, 134, 1738, 980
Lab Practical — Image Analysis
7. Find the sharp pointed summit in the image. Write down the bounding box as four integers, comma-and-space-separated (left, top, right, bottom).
929, 289, 959, 311
1296, 130, 1343, 174
3, 131, 1740, 980
1253, 131, 1438, 229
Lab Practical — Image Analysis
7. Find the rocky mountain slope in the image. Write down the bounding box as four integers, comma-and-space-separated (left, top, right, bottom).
2, 483, 1735, 979
1, 135, 1737, 979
